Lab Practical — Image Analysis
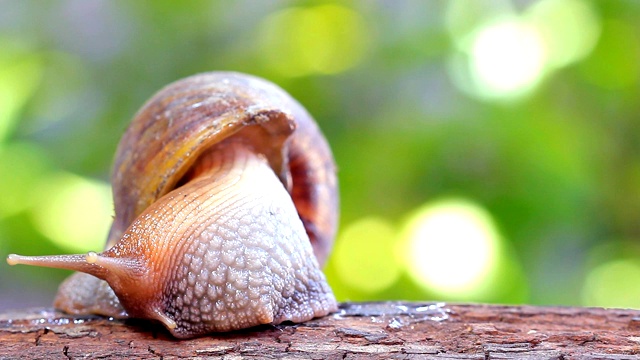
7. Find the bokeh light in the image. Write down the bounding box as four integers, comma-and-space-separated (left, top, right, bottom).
0, 143, 50, 218
528, 0, 600, 68
447, 0, 601, 101
257, 4, 369, 77
582, 259, 640, 309
445, 0, 515, 50
0, 39, 43, 141
469, 17, 546, 98
332, 217, 401, 294
400, 199, 501, 298
30, 173, 112, 253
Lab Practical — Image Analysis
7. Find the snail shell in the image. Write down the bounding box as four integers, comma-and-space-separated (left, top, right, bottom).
7, 72, 338, 338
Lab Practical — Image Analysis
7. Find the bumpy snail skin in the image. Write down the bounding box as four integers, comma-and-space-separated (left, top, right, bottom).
157, 142, 336, 337
6, 72, 339, 338
8, 141, 337, 338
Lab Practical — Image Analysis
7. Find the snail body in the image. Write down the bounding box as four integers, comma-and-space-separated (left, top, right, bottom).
7, 72, 338, 339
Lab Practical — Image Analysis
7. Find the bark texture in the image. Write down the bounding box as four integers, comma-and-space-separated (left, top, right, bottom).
2, 302, 640, 359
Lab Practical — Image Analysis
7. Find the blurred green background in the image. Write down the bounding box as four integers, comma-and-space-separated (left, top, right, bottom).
1, 0, 640, 311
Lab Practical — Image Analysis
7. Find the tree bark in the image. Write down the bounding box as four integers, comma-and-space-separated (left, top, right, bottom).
1, 302, 640, 359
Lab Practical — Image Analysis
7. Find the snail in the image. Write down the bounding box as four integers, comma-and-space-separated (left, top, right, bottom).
6, 72, 339, 339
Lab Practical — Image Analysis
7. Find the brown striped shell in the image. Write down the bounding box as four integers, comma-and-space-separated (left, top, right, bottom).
109, 72, 338, 263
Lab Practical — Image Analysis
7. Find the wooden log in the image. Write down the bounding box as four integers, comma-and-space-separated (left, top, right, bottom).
1, 302, 640, 359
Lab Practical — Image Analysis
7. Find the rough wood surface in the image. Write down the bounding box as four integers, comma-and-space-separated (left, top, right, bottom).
1, 302, 640, 359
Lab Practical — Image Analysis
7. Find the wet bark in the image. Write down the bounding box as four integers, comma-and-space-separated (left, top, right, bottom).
2, 302, 640, 359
